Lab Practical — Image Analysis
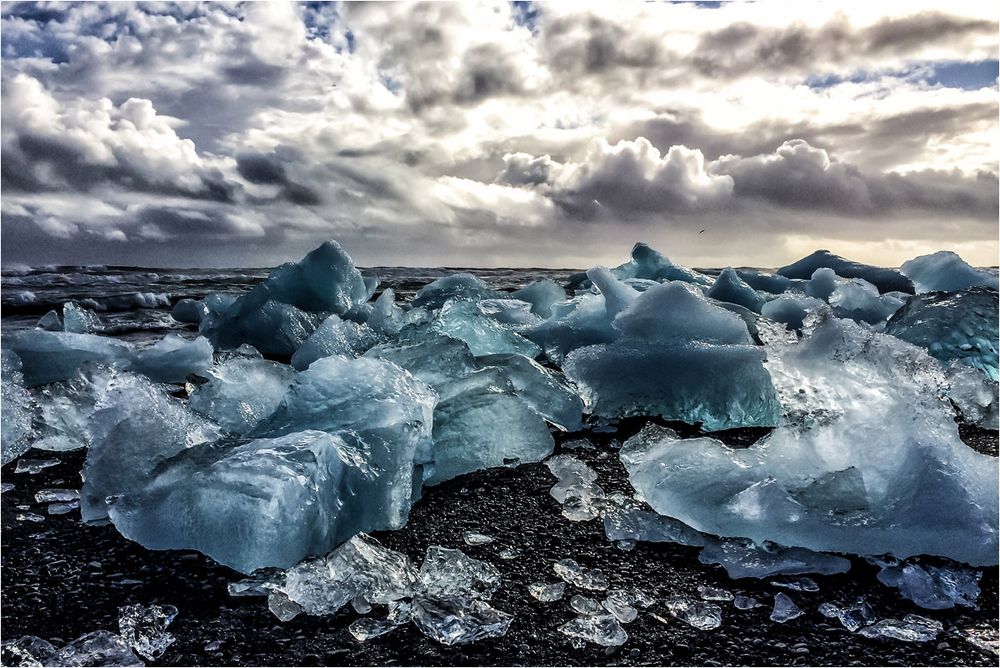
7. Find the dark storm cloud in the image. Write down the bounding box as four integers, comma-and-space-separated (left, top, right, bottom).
236, 150, 321, 205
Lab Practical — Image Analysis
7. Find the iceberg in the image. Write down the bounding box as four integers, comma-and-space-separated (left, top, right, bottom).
777, 250, 914, 294
885, 287, 999, 380
1, 349, 34, 465
430, 299, 541, 357
188, 357, 294, 434
901, 251, 999, 293
129, 335, 214, 383
609, 242, 712, 286
620, 314, 999, 565
6, 330, 133, 387
707, 268, 765, 313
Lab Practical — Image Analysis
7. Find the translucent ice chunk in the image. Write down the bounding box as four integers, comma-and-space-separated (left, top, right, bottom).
663, 597, 722, 630
2, 349, 34, 465
762, 294, 827, 330
512, 279, 566, 318
416, 546, 501, 600
901, 251, 999, 293
602, 591, 638, 623
201, 298, 326, 356
885, 287, 999, 380
268, 591, 302, 622
818, 597, 876, 632
1, 635, 57, 666
463, 531, 494, 546
477, 299, 543, 327
412, 274, 499, 310
614, 281, 752, 345
477, 353, 584, 431
48, 501, 79, 514
63, 302, 104, 334
857, 614, 942, 642
553, 559, 608, 590
697, 586, 733, 602
609, 242, 712, 287
777, 250, 913, 294
411, 598, 513, 646
602, 504, 706, 547
51, 630, 144, 667
945, 363, 999, 430
13, 458, 59, 474
118, 603, 178, 660
876, 562, 981, 610
290, 315, 381, 370
188, 357, 294, 434
367, 289, 406, 335
528, 582, 566, 602
129, 335, 214, 383
546, 454, 605, 522
37, 309, 63, 331
6, 330, 133, 387
829, 278, 904, 325
558, 614, 628, 647
170, 298, 209, 324
769, 593, 802, 623
431, 299, 541, 358
365, 333, 479, 391
733, 595, 759, 610
770, 576, 818, 592
707, 268, 765, 313
35, 488, 79, 503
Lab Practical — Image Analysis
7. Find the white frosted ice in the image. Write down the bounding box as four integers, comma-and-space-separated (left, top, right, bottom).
188, 357, 294, 434
901, 251, 999, 293
6, 330, 133, 387
1, 349, 34, 465
129, 335, 214, 383
290, 315, 381, 370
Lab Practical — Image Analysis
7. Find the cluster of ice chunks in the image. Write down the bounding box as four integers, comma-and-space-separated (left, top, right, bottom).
885, 287, 999, 381
875, 560, 981, 610
776, 249, 914, 294
2, 631, 144, 667
553, 562, 652, 647
901, 251, 999, 293
1, 350, 34, 464
620, 312, 999, 566
253, 533, 512, 646
63, 301, 105, 334
187, 355, 294, 434
429, 298, 541, 358
118, 603, 178, 660
563, 275, 781, 431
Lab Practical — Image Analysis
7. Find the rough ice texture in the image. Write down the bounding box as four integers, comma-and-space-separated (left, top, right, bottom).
411, 274, 499, 310
63, 302, 105, 334
565, 280, 781, 431
6, 330, 133, 387
129, 335, 214, 383
37, 309, 63, 331
761, 294, 826, 330
698, 536, 850, 579
777, 250, 914, 294
610, 242, 712, 287
829, 279, 904, 325
885, 287, 999, 380
202, 298, 326, 356
430, 299, 541, 358
171, 298, 209, 324
118, 603, 177, 660
188, 357, 294, 434
290, 315, 381, 370
945, 363, 999, 430
901, 251, 999, 293
621, 314, 999, 565
1, 349, 34, 465
476, 353, 584, 431
736, 270, 804, 295
603, 505, 705, 547
523, 291, 621, 364
857, 614, 942, 642
512, 279, 566, 318
876, 562, 981, 610
707, 268, 765, 313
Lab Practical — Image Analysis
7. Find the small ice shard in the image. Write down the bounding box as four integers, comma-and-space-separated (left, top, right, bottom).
528, 582, 566, 602
171, 298, 210, 324
2, 349, 34, 465
411, 274, 499, 310
546, 454, 604, 521
901, 251, 999, 293
129, 335, 214, 383
118, 604, 178, 660
563, 438, 595, 451
227, 569, 284, 597
602, 503, 705, 547
47, 501, 79, 515
463, 531, 495, 546
615, 540, 636, 551
602, 590, 639, 623
512, 279, 566, 318
52, 630, 144, 667
14, 459, 59, 474
776, 250, 914, 294
945, 362, 999, 430
1, 483, 13, 493
416, 546, 501, 600
410, 598, 513, 646
663, 596, 722, 630
349, 617, 400, 642
290, 315, 381, 370
857, 614, 943, 642
430, 299, 542, 358
499, 547, 519, 560
476, 353, 584, 431
37, 309, 63, 331
1, 635, 57, 666
707, 268, 765, 313
558, 614, 628, 647
203, 640, 223, 652
63, 301, 105, 334
697, 586, 734, 602
761, 294, 827, 330
16, 512, 44, 523
769, 593, 803, 623
886, 287, 998, 380
6, 330, 133, 387
553, 559, 608, 591
733, 595, 759, 610
876, 562, 981, 610
187, 357, 293, 434
35, 488, 80, 503
818, 598, 876, 632
770, 576, 819, 592
570, 595, 604, 615
268, 591, 302, 622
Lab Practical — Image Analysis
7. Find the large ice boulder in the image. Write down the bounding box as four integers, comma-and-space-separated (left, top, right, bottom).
707, 268, 765, 313
430, 299, 541, 358
621, 314, 999, 565
564, 279, 781, 431
476, 353, 584, 431
901, 251, 999, 294
829, 279, 904, 326
171, 298, 210, 324
129, 335, 214, 383
885, 287, 999, 380
188, 357, 295, 434
201, 298, 327, 356
761, 294, 826, 330
1, 350, 34, 464
5, 330, 133, 387
31, 364, 118, 452
411, 274, 499, 310
290, 315, 381, 370
609, 242, 712, 286
512, 279, 566, 318
255, 240, 373, 313
777, 250, 914, 294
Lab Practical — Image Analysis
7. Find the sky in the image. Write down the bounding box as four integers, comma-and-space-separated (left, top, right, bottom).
1, 1, 998, 269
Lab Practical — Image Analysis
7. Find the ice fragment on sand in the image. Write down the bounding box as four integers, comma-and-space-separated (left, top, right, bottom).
777, 250, 914, 294
411, 598, 513, 646
960, 627, 1000, 655
187, 357, 293, 434
268, 591, 302, 622
707, 267, 765, 312
1, 483, 13, 493
602, 590, 639, 623
558, 614, 628, 647
603, 504, 705, 547
876, 562, 981, 610
118, 604, 178, 660
857, 614, 943, 642
463, 531, 495, 546
570, 595, 604, 615
16, 512, 44, 523
885, 287, 999, 380
663, 597, 722, 630
546, 454, 604, 521
697, 586, 734, 602
769, 593, 803, 623
770, 576, 819, 592
2, 349, 34, 464
52, 630, 144, 667
417, 546, 501, 600
1, 635, 57, 666
553, 559, 608, 591
128, 335, 213, 383
349, 617, 401, 642
733, 595, 759, 610
14, 459, 59, 474
48, 502, 79, 514
528, 582, 566, 602
35, 488, 79, 503
818, 598, 876, 632
901, 251, 999, 293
